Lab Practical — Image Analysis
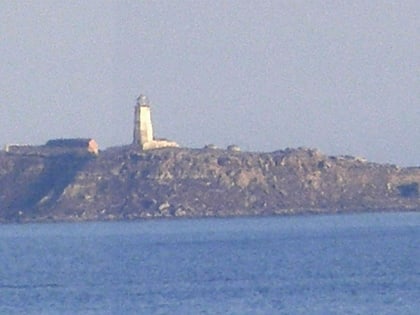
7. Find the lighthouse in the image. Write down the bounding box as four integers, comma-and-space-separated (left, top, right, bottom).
133, 95, 153, 146
132, 94, 179, 150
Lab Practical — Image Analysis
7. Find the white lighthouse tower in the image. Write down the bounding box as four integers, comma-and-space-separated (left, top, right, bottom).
133, 95, 154, 146
133, 94, 179, 150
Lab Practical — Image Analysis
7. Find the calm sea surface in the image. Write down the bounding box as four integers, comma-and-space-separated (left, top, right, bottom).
0, 212, 418, 314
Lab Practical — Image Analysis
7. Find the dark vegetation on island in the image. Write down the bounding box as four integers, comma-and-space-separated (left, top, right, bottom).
0, 145, 419, 223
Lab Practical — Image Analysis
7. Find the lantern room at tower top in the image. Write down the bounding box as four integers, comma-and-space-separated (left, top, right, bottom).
132, 94, 179, 150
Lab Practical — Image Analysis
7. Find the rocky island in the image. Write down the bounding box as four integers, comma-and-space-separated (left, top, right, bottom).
0, 95, 419, 223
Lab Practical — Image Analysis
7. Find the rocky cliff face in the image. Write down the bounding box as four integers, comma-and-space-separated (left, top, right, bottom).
0, 146, 419, 222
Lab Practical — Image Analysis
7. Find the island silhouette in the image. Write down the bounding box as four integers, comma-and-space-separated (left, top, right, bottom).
0, 95, 419, 223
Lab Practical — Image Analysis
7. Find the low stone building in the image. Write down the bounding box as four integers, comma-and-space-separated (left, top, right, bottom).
46, 138, 99, 155
4, 138, 99, 156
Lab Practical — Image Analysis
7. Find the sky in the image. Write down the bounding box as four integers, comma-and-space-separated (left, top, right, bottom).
0, 1, 419, 166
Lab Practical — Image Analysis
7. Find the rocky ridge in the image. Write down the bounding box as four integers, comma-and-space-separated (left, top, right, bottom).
0, 146, 419, 223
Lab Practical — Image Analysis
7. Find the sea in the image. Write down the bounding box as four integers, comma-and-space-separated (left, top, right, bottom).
0, 212, 418, 315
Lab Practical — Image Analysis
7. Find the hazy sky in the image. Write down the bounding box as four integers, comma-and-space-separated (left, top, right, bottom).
1, 1, 419, 166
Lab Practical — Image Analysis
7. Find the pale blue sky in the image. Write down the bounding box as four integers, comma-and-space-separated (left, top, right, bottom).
1, 1, 419, 166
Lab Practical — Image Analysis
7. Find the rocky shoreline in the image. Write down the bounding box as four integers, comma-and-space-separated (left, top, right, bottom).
0, 146, 419, 223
